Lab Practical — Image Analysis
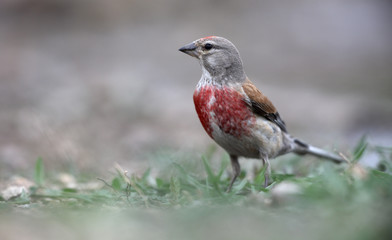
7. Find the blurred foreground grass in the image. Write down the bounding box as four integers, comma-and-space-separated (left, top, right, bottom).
1, 139, 392, 240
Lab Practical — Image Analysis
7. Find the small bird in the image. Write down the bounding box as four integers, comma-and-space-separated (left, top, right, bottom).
179, 36, 343, 191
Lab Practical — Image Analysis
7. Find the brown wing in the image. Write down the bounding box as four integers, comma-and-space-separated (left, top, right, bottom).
242, 79, 288, 133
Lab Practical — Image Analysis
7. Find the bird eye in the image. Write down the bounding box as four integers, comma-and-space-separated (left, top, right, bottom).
204, 43, 213, 50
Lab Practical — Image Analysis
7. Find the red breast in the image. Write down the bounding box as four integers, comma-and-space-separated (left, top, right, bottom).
193, 85, 256, 139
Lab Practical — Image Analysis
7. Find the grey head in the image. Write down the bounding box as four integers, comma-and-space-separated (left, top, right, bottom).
179, 36, 246, 83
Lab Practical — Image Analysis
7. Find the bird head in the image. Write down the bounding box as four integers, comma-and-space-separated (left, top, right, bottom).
179, 36, 245, 81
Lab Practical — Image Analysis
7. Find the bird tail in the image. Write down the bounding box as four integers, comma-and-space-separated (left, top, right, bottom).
292, 138, 344, 164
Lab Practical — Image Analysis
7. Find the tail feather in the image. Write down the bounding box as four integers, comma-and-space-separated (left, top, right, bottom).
293, 139, 343, 164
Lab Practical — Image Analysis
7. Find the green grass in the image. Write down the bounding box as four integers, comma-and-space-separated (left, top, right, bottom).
1, 140, 392, 240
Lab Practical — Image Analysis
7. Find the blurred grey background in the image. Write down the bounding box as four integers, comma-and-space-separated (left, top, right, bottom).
0, 0, 391, 176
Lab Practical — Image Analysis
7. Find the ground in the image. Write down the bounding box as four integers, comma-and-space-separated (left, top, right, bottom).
1, 139, 391, 240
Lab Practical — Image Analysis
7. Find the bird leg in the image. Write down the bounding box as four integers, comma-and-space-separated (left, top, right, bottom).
261, 156, 271, 188
226, 155, 240, 192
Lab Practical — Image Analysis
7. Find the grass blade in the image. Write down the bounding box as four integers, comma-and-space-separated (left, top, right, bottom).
170, 176, 181, 203
202, 156, 222, 193
111, 177, 122, 191
353, 136, 368, 162
34, 157, 45, 187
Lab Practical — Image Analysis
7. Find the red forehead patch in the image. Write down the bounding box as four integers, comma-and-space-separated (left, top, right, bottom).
201, 36, 216, 40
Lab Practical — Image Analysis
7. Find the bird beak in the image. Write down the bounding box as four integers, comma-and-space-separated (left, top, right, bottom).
179, 42, 198, 58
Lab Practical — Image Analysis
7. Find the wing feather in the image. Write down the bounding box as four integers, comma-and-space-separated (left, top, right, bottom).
242, 79, 288, 133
